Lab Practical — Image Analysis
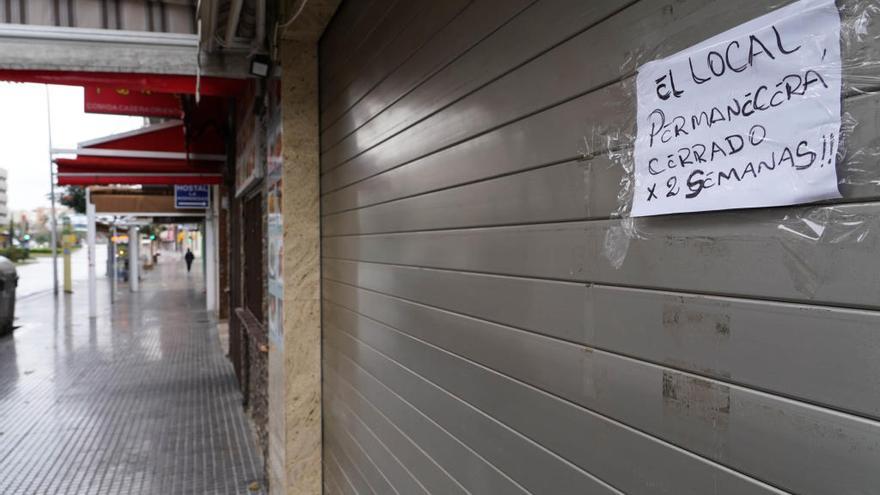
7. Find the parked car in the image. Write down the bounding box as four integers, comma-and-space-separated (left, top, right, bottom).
0, 255, 17, 334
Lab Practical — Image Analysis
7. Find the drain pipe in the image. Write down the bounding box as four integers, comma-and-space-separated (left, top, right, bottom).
224, 0, 244, 46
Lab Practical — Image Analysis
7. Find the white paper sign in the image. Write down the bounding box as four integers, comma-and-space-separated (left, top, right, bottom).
632, 0, 842, 217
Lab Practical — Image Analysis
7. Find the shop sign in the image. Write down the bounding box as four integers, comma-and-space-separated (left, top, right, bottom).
174, 185, 210, 209
84, 86, 182, 118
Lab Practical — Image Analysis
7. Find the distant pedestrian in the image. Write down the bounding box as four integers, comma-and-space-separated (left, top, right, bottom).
184, 249, 195, 273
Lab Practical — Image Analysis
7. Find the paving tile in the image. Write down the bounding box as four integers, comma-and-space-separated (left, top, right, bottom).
0, 259, 265, 494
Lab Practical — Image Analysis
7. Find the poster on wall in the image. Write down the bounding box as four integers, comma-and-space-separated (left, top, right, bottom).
266, 73, 285, 347
266, 176, 283, 346
267, 75, 284, 177
631, 0, 841, 217
267, 208, 283, 347
235, 82, 264, 197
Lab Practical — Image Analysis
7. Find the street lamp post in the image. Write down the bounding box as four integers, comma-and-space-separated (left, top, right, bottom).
46, 85, 58, 295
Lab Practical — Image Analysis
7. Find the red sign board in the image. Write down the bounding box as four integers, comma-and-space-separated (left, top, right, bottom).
84, 86, 182, 118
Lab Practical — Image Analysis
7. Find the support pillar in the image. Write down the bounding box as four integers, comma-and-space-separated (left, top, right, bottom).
205, 192, 217, 313
129, 226, 139, 292
105, 240, 112, 279
271, 38, 323, 495
111, 225, 117, 301
63, 236, 72, 293
86, 190, 96, 318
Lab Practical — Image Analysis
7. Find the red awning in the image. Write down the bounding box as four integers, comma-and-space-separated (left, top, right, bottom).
57, 174, 222, 186
84, 86, 184, 118
0, 70, 245, 96
0, 68, 238, 187
56, 120, 226, 186
78, 119, 224, 156
55, 156, 220, 173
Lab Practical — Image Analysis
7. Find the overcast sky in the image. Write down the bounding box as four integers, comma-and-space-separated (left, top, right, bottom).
0, 82, 144, 211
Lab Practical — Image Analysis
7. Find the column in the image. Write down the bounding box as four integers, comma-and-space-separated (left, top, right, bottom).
275, 38, 322, 495
129, 226, 139, 292
86, 191, 96, 318
111, 225, 117, 301
205, 196, 217, 313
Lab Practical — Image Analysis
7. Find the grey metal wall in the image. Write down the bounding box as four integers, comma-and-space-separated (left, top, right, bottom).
318, 1, 880, 494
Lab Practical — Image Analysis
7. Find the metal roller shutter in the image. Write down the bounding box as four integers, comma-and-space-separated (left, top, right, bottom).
319, 1, 880, 493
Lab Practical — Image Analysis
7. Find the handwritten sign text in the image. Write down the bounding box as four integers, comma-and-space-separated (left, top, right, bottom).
632, 0, 842, 217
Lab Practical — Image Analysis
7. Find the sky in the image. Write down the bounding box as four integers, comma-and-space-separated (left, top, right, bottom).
0, 82, 145, 211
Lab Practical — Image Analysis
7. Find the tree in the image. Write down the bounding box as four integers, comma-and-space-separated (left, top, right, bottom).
60, 186, 86, 214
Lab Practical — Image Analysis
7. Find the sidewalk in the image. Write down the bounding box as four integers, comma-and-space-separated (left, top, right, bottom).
0, 259, 265, 494
14, 246, 105, 300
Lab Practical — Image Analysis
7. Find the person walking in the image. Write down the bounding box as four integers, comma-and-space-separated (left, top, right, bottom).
184, 249, 195, 273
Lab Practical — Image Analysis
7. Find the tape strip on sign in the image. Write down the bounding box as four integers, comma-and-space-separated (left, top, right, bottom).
632, 0, 842, 217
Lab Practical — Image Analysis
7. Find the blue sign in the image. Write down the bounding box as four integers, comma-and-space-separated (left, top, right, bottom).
174, 185, 210, 209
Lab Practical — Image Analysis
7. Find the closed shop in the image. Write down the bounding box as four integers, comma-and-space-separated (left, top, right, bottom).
317, 0, 880, 493
229, 79, 272, 466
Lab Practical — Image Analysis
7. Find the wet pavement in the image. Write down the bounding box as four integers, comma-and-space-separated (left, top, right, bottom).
0, 258, 264, 494
14, 246, 106, 300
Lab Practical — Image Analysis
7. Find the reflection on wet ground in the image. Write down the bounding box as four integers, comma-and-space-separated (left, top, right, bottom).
0, 260, 264, 494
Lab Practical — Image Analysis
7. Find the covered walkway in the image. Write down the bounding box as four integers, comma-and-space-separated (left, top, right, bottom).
0, 256, 264, 494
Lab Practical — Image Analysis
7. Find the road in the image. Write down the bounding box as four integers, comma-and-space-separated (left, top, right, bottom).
14, 245, 108, 300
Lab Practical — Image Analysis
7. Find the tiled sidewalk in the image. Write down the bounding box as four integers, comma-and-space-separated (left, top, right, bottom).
0, 259, 264, 494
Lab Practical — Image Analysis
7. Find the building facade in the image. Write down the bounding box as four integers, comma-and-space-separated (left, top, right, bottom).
0, 1, 877, 494
211, 0, 880, 493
